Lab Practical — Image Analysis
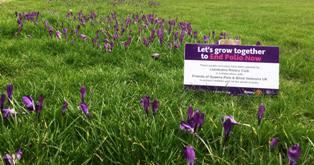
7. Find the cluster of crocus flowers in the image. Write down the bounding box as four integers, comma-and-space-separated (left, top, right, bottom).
79, 86, 90, 117
180, 105, 205, 133
1, 84, 17, 119
3, 148, 23, 165
15, 11, 39, 34
22, 95, 44, 117
16, 10, 238, 53
140, 95, 158, 115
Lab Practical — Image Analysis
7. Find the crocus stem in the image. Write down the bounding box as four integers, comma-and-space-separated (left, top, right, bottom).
195, 133, 214, 158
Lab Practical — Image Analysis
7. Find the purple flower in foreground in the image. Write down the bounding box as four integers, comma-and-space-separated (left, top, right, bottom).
22, 96, 34, 111
288, 144, 301, 165
56, 31, 62, 40
80, 86, 86, 103
7, 84, 13, 101
3, 154, 13, 165
152, 99, 158, 115
180, 105, 205, 133
180, 121, 194, 133
15, 148, 23, 160
3, 148, 22, 165
2, 108, 17, 119
80, 103, 90, 117
140, 95, 150, 114
222, 115, 238, 141
257, 103, 265, 126
0, 94, 5, 110
61, 100, 68, 115
269, 137, 279, 149
183, 146, 195, 165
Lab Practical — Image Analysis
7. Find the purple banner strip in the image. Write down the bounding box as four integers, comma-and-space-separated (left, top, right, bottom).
185, 44, 279, 63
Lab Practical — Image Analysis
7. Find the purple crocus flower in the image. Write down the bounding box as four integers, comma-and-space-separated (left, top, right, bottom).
48, 26, 54, 38
7, 84, 13, 101
152, 99, 158, 115
180, 106, 205, 133
80, 86, 86, 103
288, 144, 301, 165
149, 29, 155, 43
222, 115, 238, 142
180, 121, 194, 133
56, 31, 62, 40
140, 95, 150, 114
183, 146, 195, 165
79, 102, 90, 117
2, 108, 17, 119
3, 154, 13, 165
15, 148, 23, 160
269, 137, 279, 149
61, 100, 68, 115
80, 34, 88, 41
22, 96, 34, 111
257, 103, 265, 126
123, 36, 132, 48
0, 94, 5, 110
157, 28, 164, 45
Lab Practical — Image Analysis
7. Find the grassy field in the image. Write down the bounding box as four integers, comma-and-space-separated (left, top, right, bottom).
0, 0, 314, 164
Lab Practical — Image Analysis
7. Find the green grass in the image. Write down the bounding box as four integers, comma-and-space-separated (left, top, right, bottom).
0, 0, 314, 164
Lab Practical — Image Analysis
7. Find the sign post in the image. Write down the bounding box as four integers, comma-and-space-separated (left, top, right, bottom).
184, 44, 279, 95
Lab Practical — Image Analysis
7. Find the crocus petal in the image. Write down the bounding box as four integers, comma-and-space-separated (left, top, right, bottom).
269, 137, 279, 149
80, 103, 90, 116
193, 110, 205, 128
2, 108, 17, 119
183, 146, 195, 165
288, 144, 301, 165
56, 31, 62, 40
22, 96, 34, 111
187, 105, 193, 120
3, 154, 14, 165
7, 84, 13, 101
140, 96, 150, 114
222, 115, 238, 141
15, 148, 23, 160
180, 121, 194, 133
